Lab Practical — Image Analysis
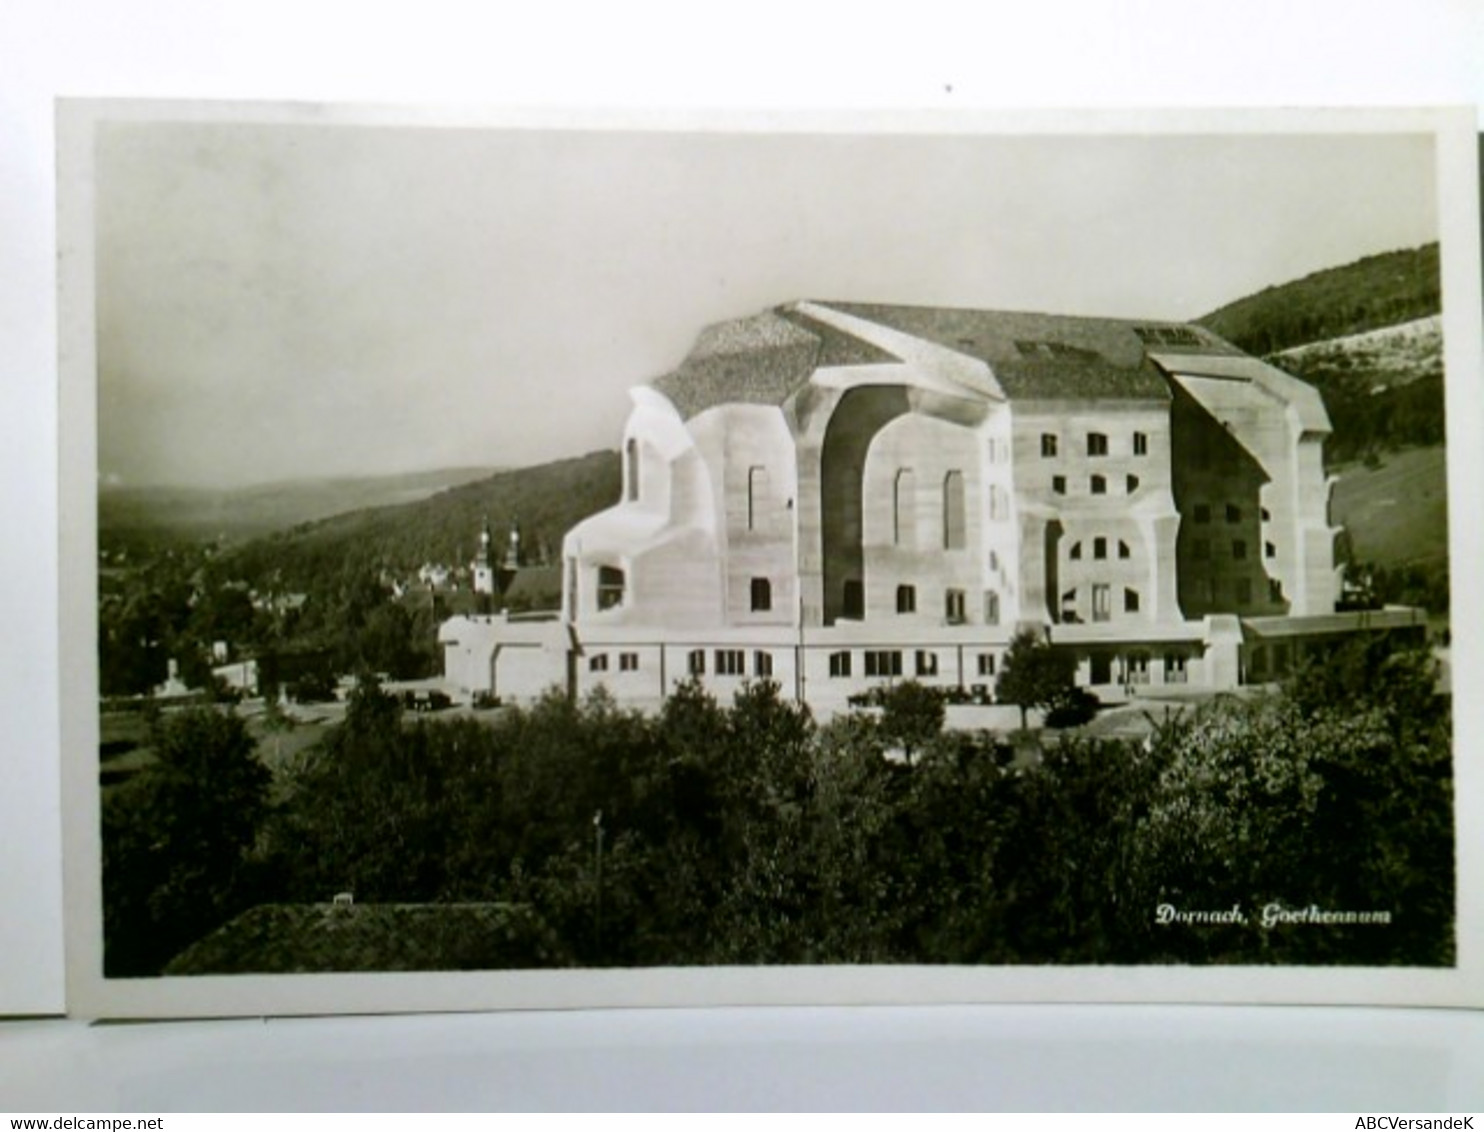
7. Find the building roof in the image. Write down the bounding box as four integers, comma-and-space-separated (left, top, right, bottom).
651, 303, 1254, 416
651, 311, 823, 420
163, 902, 568, 974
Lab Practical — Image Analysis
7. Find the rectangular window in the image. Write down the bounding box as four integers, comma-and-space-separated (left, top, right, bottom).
977, 653, 996, 677
1164, 653, 1188, 683
1094, 537, 1107, 560
1124, 587, 1140, 613
843, 579, 864, 619
1226, 503, 1242, 524
865, 650, 903, 678
1118, 540, 1131, 559
753, 650, 773, 678
1265, 541, 1276, 559
619, 652, 639, 672
829, 651, 852, 678
1126, 474, 1140, 494
1052, 475, 1067, 495
747, 466, 769, 532
687, 649, 705, 676
983, 589, 1000, 625
1092, 583, 1111, 623
588, 653, 609, 672
715, 649, 745, 676
1091, 474, 1107, 495
1087, 432, 1108, 457
944, 588, 966, 624
943, 470, 966, 550
1041, 433, 1058, 458
915, 650, 939, 677
1133, 431, 1148, 456
597, 565, 625, 610
750, 576, 772, 612
1269, 578, 1284, 603
1127, 652, 1150, 684
896, 584, 916, 614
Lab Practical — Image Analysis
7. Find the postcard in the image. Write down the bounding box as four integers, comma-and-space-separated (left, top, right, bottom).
59, 101, 1483, 1017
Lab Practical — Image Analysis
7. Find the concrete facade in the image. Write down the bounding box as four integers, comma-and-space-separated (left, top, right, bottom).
440, 300, 1409, 710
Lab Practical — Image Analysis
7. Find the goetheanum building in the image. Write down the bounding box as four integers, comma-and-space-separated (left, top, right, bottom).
440, 300, 1423, 711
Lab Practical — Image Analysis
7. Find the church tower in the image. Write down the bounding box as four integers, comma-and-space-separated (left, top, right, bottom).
472, 517, 496, 596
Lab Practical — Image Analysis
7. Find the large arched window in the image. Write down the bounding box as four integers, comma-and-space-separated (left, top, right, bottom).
942, 470, 966, 550
893, 468, 916, 546
625, 438, 639, 502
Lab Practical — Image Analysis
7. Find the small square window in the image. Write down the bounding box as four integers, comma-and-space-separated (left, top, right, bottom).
588, 653, 609, 672
915, 650, 939, 677
1087, 432, 1108, 457
1052, 475, 1067, 495
1091, 475, 1107, 495
829, 651, 852, 678
619, 652, 639, 672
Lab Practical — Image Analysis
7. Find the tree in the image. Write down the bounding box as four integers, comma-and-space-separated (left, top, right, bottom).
102, 707, 272, 975
995, 628, 1077, 730
875, 680, 945, 765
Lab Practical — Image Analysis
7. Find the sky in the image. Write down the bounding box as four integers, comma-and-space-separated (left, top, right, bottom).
92, 116, 1440, 489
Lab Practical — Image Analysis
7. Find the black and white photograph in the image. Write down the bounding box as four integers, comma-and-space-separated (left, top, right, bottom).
58, 103, 1483, 1017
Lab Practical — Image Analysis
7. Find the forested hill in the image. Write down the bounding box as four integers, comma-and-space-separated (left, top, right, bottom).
1196, 243, 1439, 355
222, 450, 620, 592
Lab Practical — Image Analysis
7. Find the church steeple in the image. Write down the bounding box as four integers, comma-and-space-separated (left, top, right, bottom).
504, 516, 522, 571
472, 515, 496, 596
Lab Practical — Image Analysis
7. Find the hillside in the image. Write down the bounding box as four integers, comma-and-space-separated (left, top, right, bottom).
1197, 243, 1439, 355
100, 465, 504, 542
221, 450, 621, 592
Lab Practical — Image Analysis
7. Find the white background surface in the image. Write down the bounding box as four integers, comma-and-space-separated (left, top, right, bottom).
2, 0, 1482, 1110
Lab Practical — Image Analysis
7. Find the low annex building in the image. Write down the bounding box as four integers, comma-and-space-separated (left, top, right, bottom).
440, 300, 1422, 711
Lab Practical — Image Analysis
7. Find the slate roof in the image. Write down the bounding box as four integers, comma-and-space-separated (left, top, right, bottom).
163, 902, 568, 974
651, 302, 1248, 416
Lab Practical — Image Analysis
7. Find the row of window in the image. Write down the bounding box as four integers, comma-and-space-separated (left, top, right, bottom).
591, 648, 1005, 681
1192, 502, 1272, 525
827, 650, 1000, 679
1190, 538, 1276, 562
1041, 431, 1149, 459
1051, 472, 1140, 496
891, 584, 1001, 625
1069, 537, 1131, 562
1060, 584, 1140, 621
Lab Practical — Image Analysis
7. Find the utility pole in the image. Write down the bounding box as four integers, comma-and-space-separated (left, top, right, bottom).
593, 809, 605, 960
